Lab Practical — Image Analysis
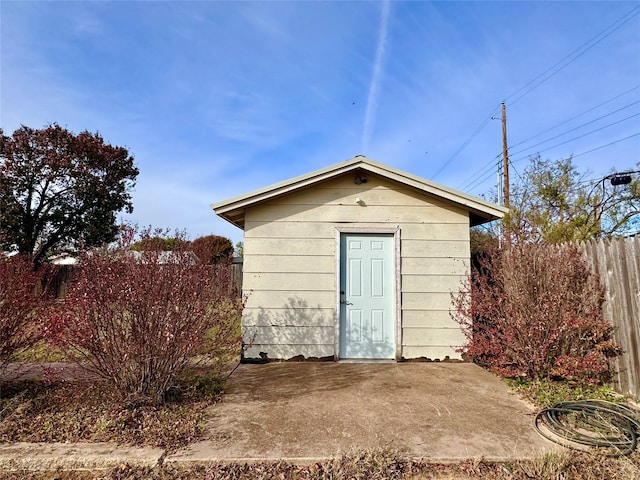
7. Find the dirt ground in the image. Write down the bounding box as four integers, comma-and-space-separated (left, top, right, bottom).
0, 362, 99, 384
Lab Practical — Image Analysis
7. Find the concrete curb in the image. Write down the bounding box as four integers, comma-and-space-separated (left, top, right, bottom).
0, 441, 563, 472
0, 443, 164, 472
165, 454, 554, 466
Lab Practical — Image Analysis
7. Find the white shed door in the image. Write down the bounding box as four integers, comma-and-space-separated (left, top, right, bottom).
339, 234, 395, 359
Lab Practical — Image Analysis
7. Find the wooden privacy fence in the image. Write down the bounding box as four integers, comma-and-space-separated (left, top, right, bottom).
231, 257, 243, 295
579, 237, 640, 399
48, 258, 244, 299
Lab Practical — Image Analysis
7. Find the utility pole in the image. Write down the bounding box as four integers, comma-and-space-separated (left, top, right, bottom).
501, 102, 511, 247
501, 102, 510, 209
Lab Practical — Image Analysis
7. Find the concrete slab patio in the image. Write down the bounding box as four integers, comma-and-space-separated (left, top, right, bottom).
0, 362, 561, 470
169, 362, 558, 463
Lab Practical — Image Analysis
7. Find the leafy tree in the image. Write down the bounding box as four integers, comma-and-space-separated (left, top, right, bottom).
189, 234, 233, 264
235, 241, 244, 258
505, 156, 639, 244
128, 226, 190, 252
130, 236, 188, 251
0, 124, 139, 266
469, 228, 498, 259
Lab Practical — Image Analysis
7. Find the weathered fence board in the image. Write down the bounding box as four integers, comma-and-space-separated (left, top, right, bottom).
232, 259, 243, 296
50, 260, 245, 299
579, 237, 640, 399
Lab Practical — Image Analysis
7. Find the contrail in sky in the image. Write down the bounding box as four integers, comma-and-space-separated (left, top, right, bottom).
361, 0, 391, 154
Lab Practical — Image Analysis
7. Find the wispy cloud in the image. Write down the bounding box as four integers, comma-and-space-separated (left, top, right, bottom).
3, 1, 638, 243
361, 0, 391, 154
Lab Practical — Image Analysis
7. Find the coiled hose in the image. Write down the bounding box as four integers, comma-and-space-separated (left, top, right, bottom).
535, 400, 640, 456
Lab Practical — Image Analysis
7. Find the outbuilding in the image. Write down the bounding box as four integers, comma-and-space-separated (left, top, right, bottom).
212, 156, 507, 362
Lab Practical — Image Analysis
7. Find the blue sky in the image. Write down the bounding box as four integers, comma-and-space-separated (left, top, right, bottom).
2, 1, 639, 244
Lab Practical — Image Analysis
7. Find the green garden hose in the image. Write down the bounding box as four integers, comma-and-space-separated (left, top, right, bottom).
534, 400, 640, 456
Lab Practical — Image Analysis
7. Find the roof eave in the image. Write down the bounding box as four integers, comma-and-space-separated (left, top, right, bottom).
211, 158, 362, 213
211, 156, 508, 229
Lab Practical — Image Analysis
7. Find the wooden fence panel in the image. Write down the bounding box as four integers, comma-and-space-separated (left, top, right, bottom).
232, 261, 243, 297
579, 237, 640, 399
49, 260, 245, 299
47, 265, 75, 298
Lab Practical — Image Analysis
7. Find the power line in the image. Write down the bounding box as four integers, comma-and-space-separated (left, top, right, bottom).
444, 5, 639, 190
509, 166, 639, 201
463, 125, 639, 195
508, 159, 525, 184
461, 107, 639, 192
509, 101, 640, 157
460, 158, 501, 192
572, 132, 640, 159
505, 5, 640, 106
457, 157, 500, 190
509, 85, 640, 150
510, 112, 640, 164
466, 168, 499, 194
431, 104, 501, 180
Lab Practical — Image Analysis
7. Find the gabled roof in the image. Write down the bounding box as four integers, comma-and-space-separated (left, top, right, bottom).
211, 156, 508, 229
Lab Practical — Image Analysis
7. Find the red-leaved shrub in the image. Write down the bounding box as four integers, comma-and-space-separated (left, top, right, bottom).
0, 254, 49, 368
45, 232, 242, 403
452, 243, 620, 383
189, 234, 233, 264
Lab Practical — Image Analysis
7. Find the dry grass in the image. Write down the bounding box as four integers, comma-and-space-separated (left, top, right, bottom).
1, 450, 638, 480
0, 367, 224, 451
506, 377, 626, 407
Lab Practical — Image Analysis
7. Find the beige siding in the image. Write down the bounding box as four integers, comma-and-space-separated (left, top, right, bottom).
245, 291, 335, 309
402, 239, 469, 258
401, 257, 469, 275
244, 272, 334, 291
402, 327, 466, 347
243, 307, 336, 327
243, 255, 334, 273
244, 344, 334, 360
250, 204, 467, 224
242, 173, 470, 361
245, 218, 468, 240
402, 346, 463, 360
244, 221, 335, 239
402, 310, 458, 328
402, 274, 464, 293
244, 325, 335, 344
402, 292, 454, 311
397, 223, 469, 240
247, 238, 334, 255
